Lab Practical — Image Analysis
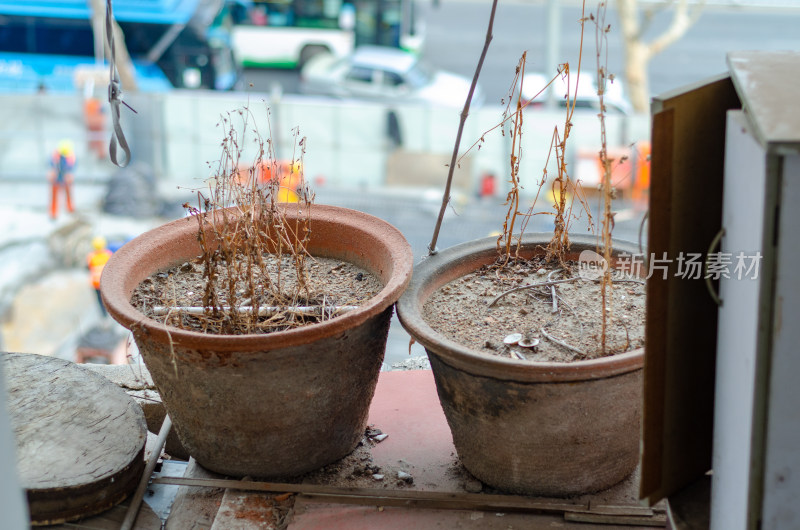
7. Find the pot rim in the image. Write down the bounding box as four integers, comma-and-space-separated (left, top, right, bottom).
396, 233, 644, 383
101, 204, 413, 351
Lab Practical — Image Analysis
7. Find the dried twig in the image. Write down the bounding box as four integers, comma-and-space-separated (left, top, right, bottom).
554, 293, 584, 338
607, 277, 646, 285
498, 52, 526, 264
547, 268, 562, 313
544, 0, 588, 264
540, 327, 587, 357
619, 319, 631, 351
594, 0, 614, 354
487, 277, 580, 308
428, 0, 498, 255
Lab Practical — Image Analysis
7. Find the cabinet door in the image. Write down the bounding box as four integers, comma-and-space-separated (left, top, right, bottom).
711, 110, 768, 530
762, 153, 800, 528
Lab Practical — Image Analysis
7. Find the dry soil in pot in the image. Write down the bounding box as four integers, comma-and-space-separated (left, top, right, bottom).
423, 255, 645, 362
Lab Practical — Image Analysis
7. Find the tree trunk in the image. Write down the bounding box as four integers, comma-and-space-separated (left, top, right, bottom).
624, 41, 650, 113
615, 0, 704, 113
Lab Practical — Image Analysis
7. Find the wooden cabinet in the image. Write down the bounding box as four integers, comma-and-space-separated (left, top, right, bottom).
642, 51, 800, 529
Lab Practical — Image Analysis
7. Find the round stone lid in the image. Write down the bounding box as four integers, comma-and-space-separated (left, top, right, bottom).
3, 353, 146, 525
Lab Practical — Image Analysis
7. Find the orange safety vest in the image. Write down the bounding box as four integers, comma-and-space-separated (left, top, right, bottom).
87, 249, 112, 289
234, 161, 301, 203
277, 168, 300, 203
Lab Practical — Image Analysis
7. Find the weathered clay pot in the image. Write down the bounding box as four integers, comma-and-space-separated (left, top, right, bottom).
396, 233, 643, 496
101, 205, 412, 478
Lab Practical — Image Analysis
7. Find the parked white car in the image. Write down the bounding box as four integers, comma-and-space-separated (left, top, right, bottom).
520, 71, 632, 115
300, 45, 484, 107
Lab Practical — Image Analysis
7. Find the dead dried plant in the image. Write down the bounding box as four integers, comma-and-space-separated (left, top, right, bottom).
498, 52, 526, 265
167, 105, 321, 335
430, 0, 634, 358
593, 0, 615, 354
443, 0, 594, 267
503, 60, 596, 268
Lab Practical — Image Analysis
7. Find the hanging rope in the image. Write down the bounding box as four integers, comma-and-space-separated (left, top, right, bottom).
105, 0, 134, 167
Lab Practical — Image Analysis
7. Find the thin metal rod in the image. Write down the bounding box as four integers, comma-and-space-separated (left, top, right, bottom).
150, 475, 658, 519
120, 415, 172, 530
152, 305, 359, 316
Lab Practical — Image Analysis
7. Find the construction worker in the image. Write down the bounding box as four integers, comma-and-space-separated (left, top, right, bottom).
631, 141, 651, 212
276, 161, 302, 203
48, 140, 76, 219
83, 97, 106, 159
479, 172, 497, 199
235, 160, 302, 203
87, 236, 112, 318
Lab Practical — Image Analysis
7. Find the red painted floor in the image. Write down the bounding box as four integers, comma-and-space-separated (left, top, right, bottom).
364, 370, 463, 492
286, 370, 657, 530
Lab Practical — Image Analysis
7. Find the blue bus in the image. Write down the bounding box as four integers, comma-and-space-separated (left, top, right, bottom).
0, 0, 240, 92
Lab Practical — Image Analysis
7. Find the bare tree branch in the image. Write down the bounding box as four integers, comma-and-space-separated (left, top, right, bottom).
647, 0, 706, 58
615, 0, 705, 112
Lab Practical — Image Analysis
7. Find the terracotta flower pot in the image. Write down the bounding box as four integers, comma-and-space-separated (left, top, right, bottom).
396, 233, 643, 496
101, 205, 413, 478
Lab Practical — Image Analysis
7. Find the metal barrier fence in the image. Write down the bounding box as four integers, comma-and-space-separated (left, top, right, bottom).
0, 91, 650, 197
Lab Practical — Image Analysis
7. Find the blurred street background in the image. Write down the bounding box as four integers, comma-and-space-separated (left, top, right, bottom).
1, 0, 798, 366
